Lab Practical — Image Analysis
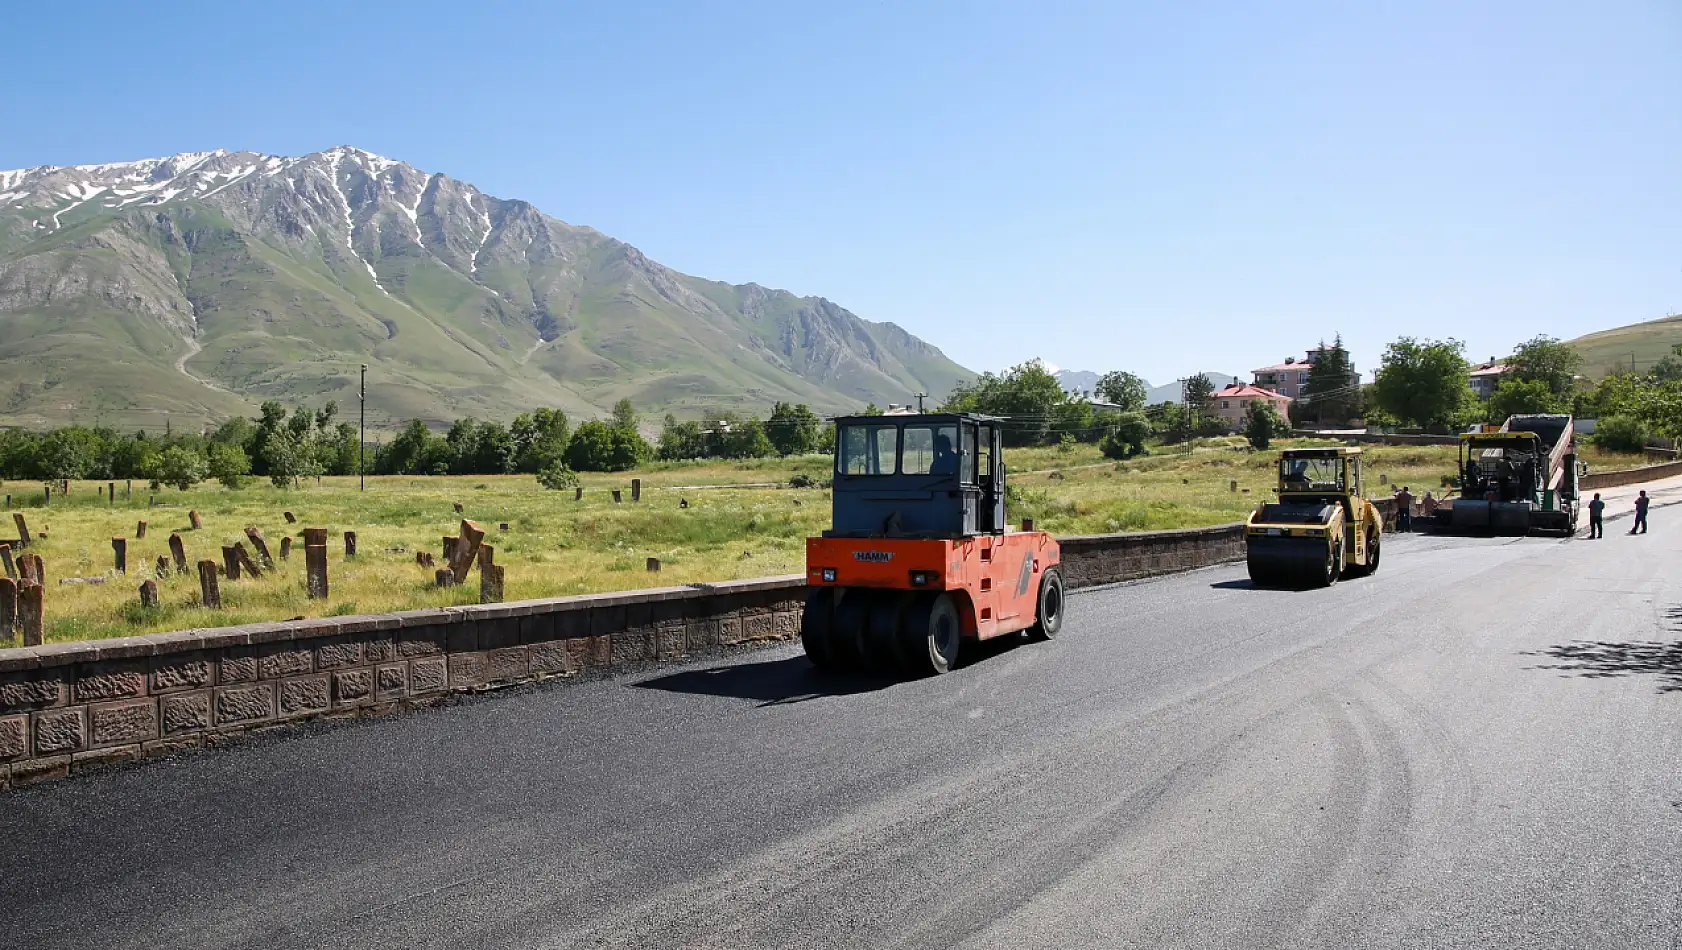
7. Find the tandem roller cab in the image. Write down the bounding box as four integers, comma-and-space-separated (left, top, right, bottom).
803, 412, 1064, 676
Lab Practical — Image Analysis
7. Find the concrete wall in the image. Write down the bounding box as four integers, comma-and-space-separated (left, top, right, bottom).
1581, 459, 1682, 491
0, 519, 1275, 790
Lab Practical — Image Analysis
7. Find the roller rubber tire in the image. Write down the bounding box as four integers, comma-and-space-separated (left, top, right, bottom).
801, 589, 835, 669
831, 592, 873, 671
902, 593, 962, 676
867, 593, 915, 673
1025, 567, 1065, 642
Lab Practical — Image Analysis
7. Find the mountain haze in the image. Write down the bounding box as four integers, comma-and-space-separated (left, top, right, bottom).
0, 147, 968, 428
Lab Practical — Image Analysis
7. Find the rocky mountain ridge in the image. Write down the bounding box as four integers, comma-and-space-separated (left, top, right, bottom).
0, 147, 969, 427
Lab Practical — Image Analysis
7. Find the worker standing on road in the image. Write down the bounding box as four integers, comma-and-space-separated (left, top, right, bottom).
1394, 486, 1414, 532
1588, 493, 1605, 539
1630, 490, 1649, 535
1421, 491, 1438, 518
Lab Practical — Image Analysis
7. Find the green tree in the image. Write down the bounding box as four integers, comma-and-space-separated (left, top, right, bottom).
611, 398, 639, 432
860, 403, 884, 416
942, 361, 1069, 446
148, 445, 207, 491
713, 416, 776, 459
1099, 412, 1151, 459
1095, 371, 1148, 412
1244, 400, 1285, 450
656, 415, 709, 460
512, 409, 570, 474
1303, 336, 1359, 423
1648, 344, 1682, 382
1371, 337, 1473, 428
263, 430, 321, 488
1506, 335, 1582, 401
766, 402, 822, 456
1182, 374, 1216, 432
565, 420, 648, 471
206, 443, 251, 489
1485, 377, 1567, 421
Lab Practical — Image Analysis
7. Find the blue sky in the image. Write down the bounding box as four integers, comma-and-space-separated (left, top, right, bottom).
3, 0, 1678, 385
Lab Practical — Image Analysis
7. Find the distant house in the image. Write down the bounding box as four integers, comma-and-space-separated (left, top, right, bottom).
1252, 347, 1357, 400
1468, 361, 1509, 399
1212, 383, 1291, 433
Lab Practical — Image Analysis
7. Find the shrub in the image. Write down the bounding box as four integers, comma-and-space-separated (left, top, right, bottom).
536, 461, 580, 491
1594, 414, 1648, 454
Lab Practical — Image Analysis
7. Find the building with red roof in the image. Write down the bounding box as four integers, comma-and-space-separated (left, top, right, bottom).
1211, 383, 1291, 432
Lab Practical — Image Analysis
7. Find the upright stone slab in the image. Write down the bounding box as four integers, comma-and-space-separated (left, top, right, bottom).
0, 577, 15, 638
16, 582, 42, 646
108, 482, 115, 504
197, 560, 221, 609
154, 556, 170, 577
301, 527, 328, 548
18, 553, 38, 585
575, 487, 583, 501
283, 511, 296, 524
221, 546, 242, 581
0, 544, 13, 580
305, 543, 329, 600
476, 544, 494, 569
646, 557, 661, 572
481, 564, 505, 604
279, 537, 292, 560
168, 533, 187, 574
453, 502, 464, 514
189, 510, 203, 531
343, 531, 357, 558
631, 478, 641, 502
243, 527, 273, 568
136, 520, 147, 539
612, 490, 622, 504
435, 568, 454, 588
13, 512, 30, 547
138, 579, 159, 609
112, 537, 127, 574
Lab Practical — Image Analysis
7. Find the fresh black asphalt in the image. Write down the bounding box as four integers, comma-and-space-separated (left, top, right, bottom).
3, 528, 1680, 949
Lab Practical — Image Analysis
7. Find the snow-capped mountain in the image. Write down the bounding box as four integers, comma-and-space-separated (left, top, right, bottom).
0, 147, 969, 427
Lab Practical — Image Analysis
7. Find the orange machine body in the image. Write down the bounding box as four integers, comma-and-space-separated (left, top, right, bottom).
806, 531, 1060, 640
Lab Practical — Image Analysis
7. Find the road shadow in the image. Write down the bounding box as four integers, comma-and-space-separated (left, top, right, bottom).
1209, 579, 1258, 590
634, 656, 896, 706
1528, 609, 1682, 693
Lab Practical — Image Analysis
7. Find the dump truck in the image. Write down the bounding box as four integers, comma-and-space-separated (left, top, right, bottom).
1245, 446, 1383, 588
803, 412, 1064, 675
1432, 413, 1580, 535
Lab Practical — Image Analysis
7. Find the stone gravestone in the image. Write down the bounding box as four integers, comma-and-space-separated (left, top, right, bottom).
197, 560, 221, 608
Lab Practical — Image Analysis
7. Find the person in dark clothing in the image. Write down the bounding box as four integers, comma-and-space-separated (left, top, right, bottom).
1587, 493, 1604, 539
1394, 486, 1414, 532
929, 433, 958, 475
1630, 490, 1649, 534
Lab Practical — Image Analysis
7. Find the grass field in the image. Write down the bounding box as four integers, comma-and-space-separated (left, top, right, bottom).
0, 438, 1646, 644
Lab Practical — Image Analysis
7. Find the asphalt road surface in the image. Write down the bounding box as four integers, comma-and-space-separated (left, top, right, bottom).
4, 527, 1681, 949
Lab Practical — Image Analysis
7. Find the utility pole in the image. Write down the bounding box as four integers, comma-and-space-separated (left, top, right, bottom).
359, 364, 367, 491
915, 392, 927, 413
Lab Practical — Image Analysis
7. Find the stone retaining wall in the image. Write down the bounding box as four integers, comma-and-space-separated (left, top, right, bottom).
0, 577, 805, 789
0, 520, 1260, 790
1580, 459, 1682, 491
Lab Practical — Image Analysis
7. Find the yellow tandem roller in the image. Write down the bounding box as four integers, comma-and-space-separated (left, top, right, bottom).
1246, 447, 1383, 588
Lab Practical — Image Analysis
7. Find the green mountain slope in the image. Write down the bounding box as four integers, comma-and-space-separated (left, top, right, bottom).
0, 148, 969, 429
1568, 313, 1682, 378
